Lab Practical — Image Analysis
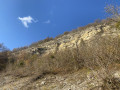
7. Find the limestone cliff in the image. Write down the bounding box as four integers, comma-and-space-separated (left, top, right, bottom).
1, 21, 120, 90
19, 23, 120, 56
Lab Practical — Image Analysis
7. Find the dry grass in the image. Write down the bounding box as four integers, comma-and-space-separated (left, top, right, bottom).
4, 35, 120, 89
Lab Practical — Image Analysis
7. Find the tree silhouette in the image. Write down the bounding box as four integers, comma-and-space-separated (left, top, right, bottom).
0, 43, 9, 70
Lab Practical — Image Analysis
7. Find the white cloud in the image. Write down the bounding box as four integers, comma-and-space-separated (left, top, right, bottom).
18, 16, 36, 28
44, 20, 51, 24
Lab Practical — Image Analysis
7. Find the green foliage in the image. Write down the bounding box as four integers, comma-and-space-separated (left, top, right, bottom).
50, 55, 55, 59
18, 60, 25, 67
115, 21, 120, 29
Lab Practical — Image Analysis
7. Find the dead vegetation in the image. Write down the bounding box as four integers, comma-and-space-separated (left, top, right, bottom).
1, 35, 119, 89
0, 44, 9, 71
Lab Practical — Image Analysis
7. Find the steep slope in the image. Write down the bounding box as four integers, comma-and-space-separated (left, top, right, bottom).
20, 23, 120, 56
1, 20, 120, 90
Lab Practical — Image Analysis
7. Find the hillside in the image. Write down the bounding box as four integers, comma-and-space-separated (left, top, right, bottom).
1, 19, 120, 90
13, 19, 119, 56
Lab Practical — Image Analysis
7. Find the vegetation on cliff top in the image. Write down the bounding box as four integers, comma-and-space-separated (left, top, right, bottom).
1, 2, 120, 89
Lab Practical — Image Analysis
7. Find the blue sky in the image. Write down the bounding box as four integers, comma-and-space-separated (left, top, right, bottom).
0, 0, 114, 50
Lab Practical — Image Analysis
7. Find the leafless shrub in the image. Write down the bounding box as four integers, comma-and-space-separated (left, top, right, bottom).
102, 77, 120, 90
12, 46, 28, 53
34, 49, 83, 74
5, 35, 120, 90
80, 36, 120, 90
63, 31, 69, 35
105, 3, 120, 30
105, 4, 120, 19
30, 37, 54, 47
0, 44, 9, 71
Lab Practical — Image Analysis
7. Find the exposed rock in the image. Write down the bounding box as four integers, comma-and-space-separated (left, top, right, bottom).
41, 81, 46, 85
19, 24, 120, 56
4, 23, 120, 90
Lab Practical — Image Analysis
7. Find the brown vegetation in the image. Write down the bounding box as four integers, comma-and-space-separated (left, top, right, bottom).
0, 44, 9, 71
3, 35, 120, 90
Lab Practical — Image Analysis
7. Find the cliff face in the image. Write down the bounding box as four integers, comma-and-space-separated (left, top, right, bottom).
20, 23, 120, 56
2, 22, 120, 90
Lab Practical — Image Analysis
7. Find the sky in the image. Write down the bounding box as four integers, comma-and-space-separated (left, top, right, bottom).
0, 0, 116, 50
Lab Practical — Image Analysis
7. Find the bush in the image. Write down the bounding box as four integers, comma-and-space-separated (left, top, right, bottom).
80, 36, 120, 90
63, 31, 69, 35
115, 21, 120, 29
102, 77, 120, 90
0, 44, 9, 71
18, 60, 25, 67
30, 37, 54, 47
105, 3, 120, 29
5, 35, 120, 90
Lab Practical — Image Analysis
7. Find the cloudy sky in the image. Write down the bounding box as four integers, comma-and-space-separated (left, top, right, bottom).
0, 0, 114, 50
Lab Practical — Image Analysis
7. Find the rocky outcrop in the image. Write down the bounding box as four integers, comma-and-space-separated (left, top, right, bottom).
1, 69, 120, 90
3, 22, 120, 90
21, 24, 120, 55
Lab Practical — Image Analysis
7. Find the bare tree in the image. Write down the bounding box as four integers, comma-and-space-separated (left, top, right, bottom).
105, 2, 120, 29
105, 4, 120, 18
81, 36, 120, 90
0, 43, 9, 70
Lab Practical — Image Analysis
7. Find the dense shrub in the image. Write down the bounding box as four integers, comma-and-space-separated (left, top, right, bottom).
102, 77, 120, 90
80, 36, 120, 90
115, 21, 120, 29
0, 52, 8, 70
0, 44, 9, 71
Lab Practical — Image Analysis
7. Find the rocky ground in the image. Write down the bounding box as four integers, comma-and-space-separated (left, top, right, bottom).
0, 68, 116, 90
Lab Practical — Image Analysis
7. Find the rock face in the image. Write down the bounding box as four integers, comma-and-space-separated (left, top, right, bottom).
2, 22, 120, 90
21, 24, 120, 55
